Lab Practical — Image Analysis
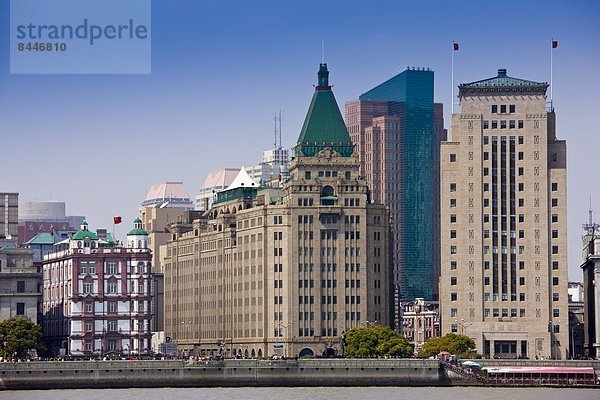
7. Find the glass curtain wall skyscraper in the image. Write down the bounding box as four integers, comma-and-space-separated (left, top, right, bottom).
345, 68, 445, 303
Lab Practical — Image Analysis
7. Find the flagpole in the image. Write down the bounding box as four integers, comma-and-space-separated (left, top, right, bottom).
451, 41, 455, 115
550, 38, 554, 111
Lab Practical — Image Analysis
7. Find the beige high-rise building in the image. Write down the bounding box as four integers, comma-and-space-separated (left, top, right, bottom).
440, 69, 568, 359
162, 64, 391, 358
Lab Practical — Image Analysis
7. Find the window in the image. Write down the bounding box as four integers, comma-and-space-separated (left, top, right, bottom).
85, 321, 93, 332
491, 105, 498, 113
518, 120, 524, 129
509, 105, 515, 113
16, 303, 25, 315
552, 214, 559, 223
552, 261, 559, 270
519, 277, 525, 285
483, 136, 489, 145
492, 120, 498, 129
450, 261, 457, 270
519, 261, 524, 270
483, 152, 489, 160
518, 167, 524, 176
450, 154, 456, 162
484, 309, 490, 317
484, 277, 490, 285
552, 198, 558, 207
450, 277, 457, 285
451, 293, 457, 301
450, 183, 456, 192
519, 293, 525, 301
80, 262, 87, 274
107, 282, 117, 294
450, 199, 456, 207
451, 324, 458, 333
552, 230, 559, 239
552, 246, 559, 254
483, 183, 489, 192
483, 121, 489, 129
483, 167, 489, 176
85, 302, 92, 312
553, 325, 560, 334
553, 277, 559, 286
500, 120, 506, 129
518, 183, 524, 191
108, 301, 117, 313
553, 309, 560, 318
450, 214, 457, 223
518, 151, 524, 160
451, 308, 457, 317
107, 261, 117, 275
493, 309, 499, 317
500, 104, 506, 113
520, 309, 525, 317
519, 214, 524, 223
107, 320, 117, 332
83, 283, 93, 294
89, 262, 96, 274
553, 293, 559, 302
450, 246, 457, 254
16, 281, 25, 293
518, 198, 524, 207
509, 120, 515, 129
450, 230, 457, 238
518, 136, 524, 144
305, 171, 311, 180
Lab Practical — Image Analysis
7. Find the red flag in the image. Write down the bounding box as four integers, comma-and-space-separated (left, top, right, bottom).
453, 42, 459, 51
164, 227, 171, 233
552, 40, 558, 49
113, 216, 122, 224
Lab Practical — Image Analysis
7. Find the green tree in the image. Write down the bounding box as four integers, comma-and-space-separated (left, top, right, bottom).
0, 316, 42, 359
419, 333, 476, 358
344, 325, 413, 358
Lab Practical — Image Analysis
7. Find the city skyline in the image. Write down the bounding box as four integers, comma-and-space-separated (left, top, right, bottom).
1, 0, 599, 282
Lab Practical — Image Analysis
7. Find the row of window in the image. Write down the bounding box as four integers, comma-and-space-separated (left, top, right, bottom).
491, 104, 516, 114
449, 292, 561, 302
483, 120, 523, 130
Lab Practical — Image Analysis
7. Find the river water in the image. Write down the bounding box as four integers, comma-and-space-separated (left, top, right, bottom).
2, 387, 598, 400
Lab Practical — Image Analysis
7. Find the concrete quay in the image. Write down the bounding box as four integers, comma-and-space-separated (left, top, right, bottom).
0, 359, 444, 390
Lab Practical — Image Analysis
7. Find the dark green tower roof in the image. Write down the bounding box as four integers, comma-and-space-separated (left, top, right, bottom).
295, 64, 354, 157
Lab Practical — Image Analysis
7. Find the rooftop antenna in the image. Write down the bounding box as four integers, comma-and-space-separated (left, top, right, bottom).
279, 110, 282, 149
274, 113, 278, 148
321, 40, 325, 64
583, 195, 598, 235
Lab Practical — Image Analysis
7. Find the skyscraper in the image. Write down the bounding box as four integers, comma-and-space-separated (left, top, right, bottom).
345, 69, 446, 302
440, 69, 568, 359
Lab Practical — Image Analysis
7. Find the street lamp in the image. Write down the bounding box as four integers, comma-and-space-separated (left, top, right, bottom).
570, 322, 581, 359
360, 320, 378, 327
455, 319, 473, 336
274, 322, 290, 358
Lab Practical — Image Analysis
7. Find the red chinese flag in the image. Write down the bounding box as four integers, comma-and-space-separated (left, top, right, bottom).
552, 40, 558, 49
453, 43, 459, 51
113, 216, 122, 224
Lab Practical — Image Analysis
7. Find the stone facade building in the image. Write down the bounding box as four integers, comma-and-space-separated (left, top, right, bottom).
163, 64, 391, 358
42, 220, 153, 357
0, 245, 41, 324
581, 226, 600, 359
440, 69, 568, 359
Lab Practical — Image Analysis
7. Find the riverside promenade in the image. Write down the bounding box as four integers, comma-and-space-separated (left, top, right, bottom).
0, 358, 598, 390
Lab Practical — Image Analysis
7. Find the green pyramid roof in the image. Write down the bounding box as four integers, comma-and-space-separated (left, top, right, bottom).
295, 64, 353, 157
25, 232, 55, 245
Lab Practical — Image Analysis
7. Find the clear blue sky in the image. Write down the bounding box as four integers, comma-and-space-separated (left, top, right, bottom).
1, 0, 599, 281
